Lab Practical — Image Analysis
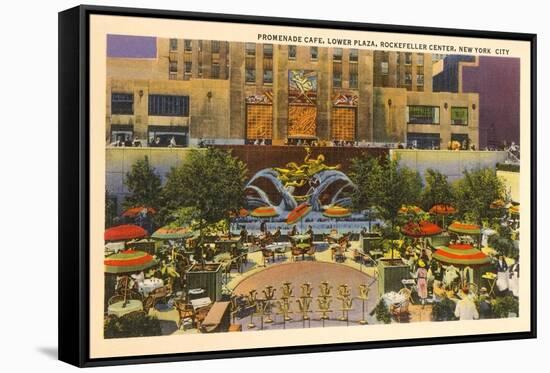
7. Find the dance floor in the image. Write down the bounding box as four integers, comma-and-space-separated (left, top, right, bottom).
232, 261, 379, 330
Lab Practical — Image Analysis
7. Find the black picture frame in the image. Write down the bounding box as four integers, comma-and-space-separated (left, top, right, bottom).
58, 4, 537, 367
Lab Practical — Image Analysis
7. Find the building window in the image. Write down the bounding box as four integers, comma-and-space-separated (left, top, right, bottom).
111, 93, 134, 115
349, 49, 359, 62
333, 48, 343, 61
245, 43, 256, 84
407, 133, 440, 149
183, 51, 192, 80
407, 105, 440, 124
211, 40, 220, 54
110, 124, 134, 145
198, 62, 203, 78
148, 125, 188, 147
416, 73, 424, 86
184, 39, 192, 52
404, 73, 413, 85
451, 133, 470, 149
333, 61, 342, 88
404, 52, 412, 65
416, 54, 424, 66
288, 45, 297, 60
381, 61, 389, 75
310, 47, 318, 60
349, 63, 358, 89
148, 95, 189, 117
245, 43, 256, 56
169, 61, 177, 73
451, 107, 468, 125
263, 44, 273, 84
169, 38, 178, 51
211, 62, 220, 79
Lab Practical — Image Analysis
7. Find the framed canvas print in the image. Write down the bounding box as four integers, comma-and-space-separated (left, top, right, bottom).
58, 5, 537, 367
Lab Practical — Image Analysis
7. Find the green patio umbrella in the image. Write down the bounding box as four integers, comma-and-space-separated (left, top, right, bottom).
104, 249, 158, 274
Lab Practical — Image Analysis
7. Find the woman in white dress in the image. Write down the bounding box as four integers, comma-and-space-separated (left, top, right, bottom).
495, 255, 509, 293
508, 258, 519, 297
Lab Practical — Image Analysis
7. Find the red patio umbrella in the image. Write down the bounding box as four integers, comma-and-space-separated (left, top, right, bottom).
401, 220, 443, 238
429, 204, 456, 215
105, 224, 148, 242
121, 206, 156, 218
286, 202, 313, 232
429, 204, 456, 228
398, 205, 425, 216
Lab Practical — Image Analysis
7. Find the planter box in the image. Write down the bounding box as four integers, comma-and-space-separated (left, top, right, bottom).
186, 263, 223, 301
360, 233, 382, 253
377, 258, 410, 297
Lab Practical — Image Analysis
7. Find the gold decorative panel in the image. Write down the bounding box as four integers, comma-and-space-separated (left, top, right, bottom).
331, 107, 356, 141
288, 106, 317, 138
246, 104, 273, 139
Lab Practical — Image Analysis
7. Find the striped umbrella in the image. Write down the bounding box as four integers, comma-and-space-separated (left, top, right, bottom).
104, 249, 158, 274
105, 224, 148, 242
448, 222, 481, 235
433, 244, 490, 266
250, 206, 278, 218
152, 226, 192, 240
122, 206, 156, 218
401, 221, 442, 238
323, 205, 351, 232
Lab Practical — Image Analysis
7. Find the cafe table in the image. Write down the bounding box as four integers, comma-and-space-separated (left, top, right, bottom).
290, 234, 311, 244
138, 278, 164, 297
482, 272, 498, 297
107, 299, 143, 317
265, 243, 291, 260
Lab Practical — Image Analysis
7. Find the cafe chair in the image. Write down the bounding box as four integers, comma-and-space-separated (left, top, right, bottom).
305, 245, 316, 260
291, 246, 303, 261
391, 288, 411, 322
175, 300, 195, 330
262, 249, 275, 266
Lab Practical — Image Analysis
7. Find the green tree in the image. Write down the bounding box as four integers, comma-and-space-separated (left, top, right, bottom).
453, 168, 505, 225
161, 148, 248, 238
105, 189, 117, 228
421, 168, 455, 211
349, 155, 423, 229
123, 156, 162, 210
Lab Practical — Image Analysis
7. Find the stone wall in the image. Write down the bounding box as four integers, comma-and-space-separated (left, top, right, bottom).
391, 149, 508, 182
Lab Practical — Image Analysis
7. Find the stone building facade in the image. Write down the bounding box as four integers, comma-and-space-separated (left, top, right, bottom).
106, 35, 478, 149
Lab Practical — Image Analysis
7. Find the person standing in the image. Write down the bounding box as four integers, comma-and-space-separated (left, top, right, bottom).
508, 258, 520, 297
478, 287, 493, 319
290, 225, 298, 237
306, 225, 314, 244
454, 288, 479, 320
495, 255, 509, 294
416, 260, 428, 305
